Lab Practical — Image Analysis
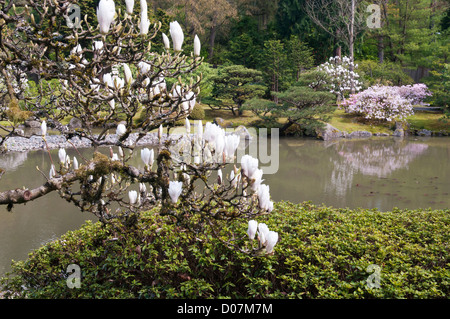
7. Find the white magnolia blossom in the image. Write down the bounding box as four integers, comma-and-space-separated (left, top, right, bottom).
316, 55, 362, 99
169, 21, 184, 51
49, 164, 56, 179
224, 135, 240, 160
194, 35, 201, 56
229, 170, 240, 188
162, 33, 170, 49
215, 134, 225, 160
139, 0, 150, 35
125, 0, 134, 14
41, 121, 47, 137
265, 231, 279, 253
172, 85, 183, 98
181, 91, 196, 112
138, 61, 151, 75
73, 157, 79, 170
250, 168, 264, 192
65, 155, 71, 168
116, 123, 126, 137
258, 223, 270, 247
112, 75, 124, 89
96, 0, 116, 34
240, 154, 259, 179
141, 148, 154, 168
123, 63, 133, 85
248, 220, 279, 254
71, 44, 82, 56
168, 181, 183, 203
58, 148, 66, 164
257, 184, 273, 212
92, 41, 104, 52
203, 122, 224, 148
128, 190, 138, 205
103, 73, 114, 88
247, 220, 258, 240
196, 120, 203, 141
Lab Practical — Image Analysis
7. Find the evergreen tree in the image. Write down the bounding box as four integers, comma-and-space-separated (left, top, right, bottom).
208, 65, 266, 116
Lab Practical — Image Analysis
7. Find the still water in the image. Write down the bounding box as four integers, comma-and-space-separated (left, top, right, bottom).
0, 136, 449, 275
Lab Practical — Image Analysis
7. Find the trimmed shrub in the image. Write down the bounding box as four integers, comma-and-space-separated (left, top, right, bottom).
188, 103, 205, 120
1, 202, 448, 299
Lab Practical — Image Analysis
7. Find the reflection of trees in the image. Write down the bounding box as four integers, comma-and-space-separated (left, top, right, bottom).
0, 152, 28, 172
326, 139, 429, 196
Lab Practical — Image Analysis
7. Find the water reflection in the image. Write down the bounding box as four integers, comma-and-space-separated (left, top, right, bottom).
262, 137, 449, 212
326, 139, 429, 198
0, 137, 449, 276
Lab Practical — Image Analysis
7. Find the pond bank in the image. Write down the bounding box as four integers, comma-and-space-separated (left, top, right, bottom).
1, 124, 253, 153
2, 133, 161, 153
316, 122, 449, 141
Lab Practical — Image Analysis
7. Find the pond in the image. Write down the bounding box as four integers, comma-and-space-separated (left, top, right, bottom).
0, 136, 449, 275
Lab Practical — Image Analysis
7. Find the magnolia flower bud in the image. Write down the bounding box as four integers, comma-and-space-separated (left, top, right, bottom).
194, 34, 201, 56
140, 148, 154, 168
168, 181, 183, 203
162, 33, 170, 49
96, 0, 115, 34
116, 123, 126, 137
196, 120, 203, 140
125, 0, 134, 14
247, 220, 258, 240
73, 156, 79, 170
250, 168, 264, 192
41, 120, 47, 137
123, 63, 133, 85
58, 148, 66, 164
257, 184, 272, 212
169, 21, 184, 51
241, 154, 258, 178
258, 223, 270, 247
265, 231, 279, 254
49, 164, 56, 179
139, 0, 149, 35
128, 190, 138, 205
139, 182, 147, 194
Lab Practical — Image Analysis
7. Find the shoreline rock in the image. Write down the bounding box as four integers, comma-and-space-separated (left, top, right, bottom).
3, 132, 167, 153
2, 127, 253, 154
315, 123, 448, 141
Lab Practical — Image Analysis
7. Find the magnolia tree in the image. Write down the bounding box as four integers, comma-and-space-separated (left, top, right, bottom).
315, 56, 362, 100
0, 0, 278, 255
340, 84, 432, 122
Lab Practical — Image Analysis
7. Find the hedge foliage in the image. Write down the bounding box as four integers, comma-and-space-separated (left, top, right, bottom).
1, 201, 448, 299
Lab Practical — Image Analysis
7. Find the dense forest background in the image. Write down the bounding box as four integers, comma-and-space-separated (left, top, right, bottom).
51, 0, 450, 116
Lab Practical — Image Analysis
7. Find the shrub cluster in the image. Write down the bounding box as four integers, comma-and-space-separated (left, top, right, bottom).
1, 202, 448, 299
340, 84, 432, 122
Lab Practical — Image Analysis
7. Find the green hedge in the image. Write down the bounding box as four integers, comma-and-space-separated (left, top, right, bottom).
1, 202, 448, 299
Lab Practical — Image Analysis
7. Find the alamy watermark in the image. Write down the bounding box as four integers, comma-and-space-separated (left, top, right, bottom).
366, 264, 381, 289
367, 4, 381, 29
65, 4, 81, 29
66, 264, 81, 289
168, 126, 280, 175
